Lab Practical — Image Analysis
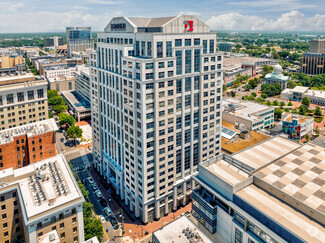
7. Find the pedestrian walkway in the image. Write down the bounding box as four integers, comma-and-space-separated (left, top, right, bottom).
62, 149, 79, 155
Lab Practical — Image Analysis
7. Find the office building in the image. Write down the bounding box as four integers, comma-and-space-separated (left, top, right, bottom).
0, 119, 57, 170
0, 154, 85, 243
192, 137, 325, 243
223, 56, 278, 86
281, 86, 325, 106
48, 76, 75, 94
301, 53, 325, 75
309, 39, 325, 53
44, 66, 77, 79
282, 112, 314, 140
0, 73, 48, 130
74, 66, 90, 104
218, 42, 233, 52
223, 98, 274, 131
265, 64, 290, 89
45, 36, 64, 49
152, 215, 213, 243
91, 15, 223, 223
66, 27, 94, 57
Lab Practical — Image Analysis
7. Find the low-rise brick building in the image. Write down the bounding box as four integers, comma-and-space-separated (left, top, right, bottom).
0, 119, 58, 170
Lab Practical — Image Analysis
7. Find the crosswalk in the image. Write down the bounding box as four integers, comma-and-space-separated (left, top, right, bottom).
62, 149, 80, 155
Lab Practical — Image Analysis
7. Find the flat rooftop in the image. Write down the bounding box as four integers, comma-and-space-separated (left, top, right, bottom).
306, 89, 325, 99
0, 119, 58, 145
233, 136, 301, 169
206, 159, 249, 186
254, 142, 325, 214
236, 185, 325, 243
223, 56, 277, 67
153, 215, 213, 243
292, 86, 309, 93
0, 79, 47, 92
282, 112, 314, 124
223, 98, 273, 122
0, 154, 84, 221
62, 90, 90, 110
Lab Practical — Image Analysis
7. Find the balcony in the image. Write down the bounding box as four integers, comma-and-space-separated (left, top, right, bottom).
192, 188, 217, 214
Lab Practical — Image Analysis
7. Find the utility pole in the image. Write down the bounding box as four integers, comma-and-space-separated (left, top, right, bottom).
120, 208, 125, 236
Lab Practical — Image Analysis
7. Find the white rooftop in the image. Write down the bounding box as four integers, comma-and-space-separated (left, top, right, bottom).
0, 119, 58, 145
223, 98, 273, 122
292, 86, 309, 93
153, 216, 213, 243
0, 154, 84, 221
38, 230, 60, 243
305, 89, 325, 99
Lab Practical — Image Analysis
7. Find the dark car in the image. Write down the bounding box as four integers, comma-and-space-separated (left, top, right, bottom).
310, 136, 316, 141
110, 217, 118, 227
100, 198, 107, 207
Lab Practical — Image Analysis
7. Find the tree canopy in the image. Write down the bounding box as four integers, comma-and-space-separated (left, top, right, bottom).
67, 126, 83, 139
58, 113, 76, 127
261, 83, 282, 97
315, 106, 322, 117
47, 89, 58, 99
302, 97, 311, 108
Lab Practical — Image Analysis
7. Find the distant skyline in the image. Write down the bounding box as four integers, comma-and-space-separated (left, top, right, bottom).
0, 0, 324, 33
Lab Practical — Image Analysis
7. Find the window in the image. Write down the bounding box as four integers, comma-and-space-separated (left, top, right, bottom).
185, 39, 191, 46
73, 227, 78, 233
3, 222, 8, 228
157, 42, 163, 58
60, 232, 65, 239
60, 223, 64, 229
2, 213, 6, 219
1, 205, 5, 210
147, 41, 152, 57
28, 90, 34, 100
185, 77, 191, 92
176, 50, 182, 75
4, 231, 8, 237
175, 39, 182, 47
6, 94, 14, 104
72, 217, 77, 223
194, 49, 200, 72
185, 50, 192, 74
194, 38, 200, 45
17, 92, 24, 102
235, 228, 243, 243
166, 41, 172, 57
209, 39, 214, 53
203, 40, 207, 54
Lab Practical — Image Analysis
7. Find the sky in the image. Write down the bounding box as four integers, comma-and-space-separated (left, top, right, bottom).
0, 0, 324, 33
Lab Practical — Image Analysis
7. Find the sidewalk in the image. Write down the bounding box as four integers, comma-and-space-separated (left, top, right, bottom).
90, 166, 193, 241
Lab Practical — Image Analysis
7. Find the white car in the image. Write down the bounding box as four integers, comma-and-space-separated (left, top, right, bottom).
87, 177, 94, 184
95, 190, 102, 198
99, 215, 106, 224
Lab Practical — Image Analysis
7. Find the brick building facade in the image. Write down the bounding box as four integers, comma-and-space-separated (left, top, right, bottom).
0, 119, 57, 170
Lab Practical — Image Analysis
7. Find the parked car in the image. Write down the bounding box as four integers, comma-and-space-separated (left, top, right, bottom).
110, 217, 118, 227
95, 190, 102, 198
99, 215, 106, 224
100, 198, 107, 207
92, 184, 98, 191
60, 138, 64, 142
103, 207, 113, 218
87, 177, 94, 185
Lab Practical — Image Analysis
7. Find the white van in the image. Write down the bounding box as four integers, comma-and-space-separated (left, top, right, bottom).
104, 207, 113, 218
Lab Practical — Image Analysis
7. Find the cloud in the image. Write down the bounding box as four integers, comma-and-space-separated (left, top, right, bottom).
0, 10, 123, 32
228, 0, 315, 12
88, 0, 126, 5
206, 10, 325, 31
0, 2, 25, 13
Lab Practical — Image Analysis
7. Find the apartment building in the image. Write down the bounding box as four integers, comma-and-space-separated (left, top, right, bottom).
301, 53, 325, 75
0, 154, 85, 243
309, 39, 325, 53
0, 119, 57, 170
192, 137, 325, 243
222, 98, 274, 131
91, 15, 223, 223
0, 73, 48, 130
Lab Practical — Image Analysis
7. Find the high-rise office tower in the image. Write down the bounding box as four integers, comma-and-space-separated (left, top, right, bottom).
90, 15, 223, 223
66, 27, 94, 57
45, 36, 64, 48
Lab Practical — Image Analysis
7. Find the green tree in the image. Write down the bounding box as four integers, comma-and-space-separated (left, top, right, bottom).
230, 91, 236, 97
47, 89, 58, 99
53, 105, 67, 113
248, 78, 258, 89
315, 127, 320, 137
284, 108, 290, 112
305, 134, 310, 142
58, 113, 76, 127
274, 108, 283, 119
262, 65, 273, 73
266, 100, 272, 106
301, 97, 310, 108
84, 217, 103, 242
223, 84, 227, 91
314, 106, 322, 117
48, 111, 54, 118
48, 96, 65, 106
78, 181, 89, 201
287, 101, 293, 106
280, 101, 285, 107
251, 92, 257, 97
67, 125, 83, 139
272, 100, 279, 106
261, 93, 268, 99
299, 105, 307, 115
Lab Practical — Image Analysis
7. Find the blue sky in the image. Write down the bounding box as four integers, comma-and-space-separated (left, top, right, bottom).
0, 0, 324, 32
